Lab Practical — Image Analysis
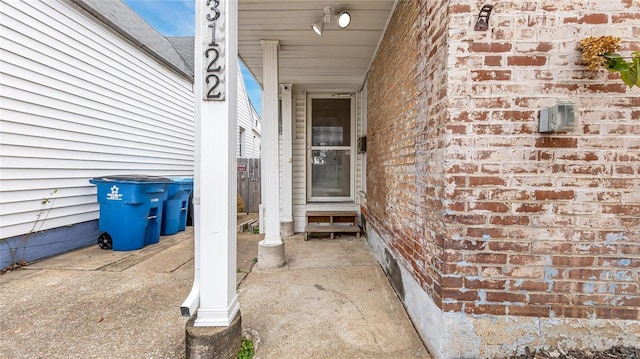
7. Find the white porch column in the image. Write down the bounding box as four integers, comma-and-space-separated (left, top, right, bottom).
279, 83, 294, 236
192, 0, 239, 327
257, 40, 285, 269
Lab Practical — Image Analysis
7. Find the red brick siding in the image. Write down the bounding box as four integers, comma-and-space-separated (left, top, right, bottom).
444, 0, 640, 320
366, 0, 446, 305
367, 0, 640, 321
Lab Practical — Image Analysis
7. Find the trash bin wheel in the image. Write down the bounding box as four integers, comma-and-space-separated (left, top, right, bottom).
98, 233, 113, 250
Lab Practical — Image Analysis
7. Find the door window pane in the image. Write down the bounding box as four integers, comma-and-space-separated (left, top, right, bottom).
311, 149, 351, 197
311, 99, 351, 146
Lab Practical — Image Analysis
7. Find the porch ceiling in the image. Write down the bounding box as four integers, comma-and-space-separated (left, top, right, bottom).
238, 0, 396, 92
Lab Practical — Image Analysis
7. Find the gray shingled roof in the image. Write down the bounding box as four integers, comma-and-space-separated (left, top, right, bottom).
72, 0, 193, 79
167, 37, 195, 74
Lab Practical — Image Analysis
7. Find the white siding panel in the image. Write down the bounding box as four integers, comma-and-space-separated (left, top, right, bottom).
359, 84, 367, 199
0, 186, 93, 202
237, 62, 251, 157
1, 178, 106, 192
292, 89, 307, 233
3, 2, 192, 113
1, 132, 191, 160
1, 194, 96, 217
249, 126, 261, 158
278, 134, 283, 214
0, 1, 194, 239
355, 90, 363, 206
236, 62, 260, 158
248, 104, 261, 158
3, 209, 100, 240
1, 107, 191, 152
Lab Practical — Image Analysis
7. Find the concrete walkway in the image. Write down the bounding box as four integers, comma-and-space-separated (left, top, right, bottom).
0, 227, 430, 358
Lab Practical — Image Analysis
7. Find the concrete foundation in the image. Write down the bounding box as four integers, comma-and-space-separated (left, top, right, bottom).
186, 310, 242, 359
280, 221, 294, 237
257, 240, 285, 270
365, 223, 640, 359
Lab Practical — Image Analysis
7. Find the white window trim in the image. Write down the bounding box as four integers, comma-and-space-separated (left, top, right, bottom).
306, 93, 356, 202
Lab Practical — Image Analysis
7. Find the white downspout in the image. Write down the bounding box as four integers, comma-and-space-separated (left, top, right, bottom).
180, 200, 200, 317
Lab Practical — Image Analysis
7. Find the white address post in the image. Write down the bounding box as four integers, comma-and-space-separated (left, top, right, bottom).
189, 0, 240, 327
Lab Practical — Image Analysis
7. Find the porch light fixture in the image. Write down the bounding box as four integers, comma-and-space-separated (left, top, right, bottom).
337, 11, 351, 29
311, 6, 351, 35
312, 19, 325, 35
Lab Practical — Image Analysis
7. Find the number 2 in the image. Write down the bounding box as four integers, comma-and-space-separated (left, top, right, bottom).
206, 74, 221, 99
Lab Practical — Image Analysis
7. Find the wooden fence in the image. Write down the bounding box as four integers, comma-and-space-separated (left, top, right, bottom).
237, 158, 261, 213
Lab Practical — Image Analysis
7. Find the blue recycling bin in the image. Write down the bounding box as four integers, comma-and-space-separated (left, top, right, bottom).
89, 175, 172, 251
161, 177, 194, 235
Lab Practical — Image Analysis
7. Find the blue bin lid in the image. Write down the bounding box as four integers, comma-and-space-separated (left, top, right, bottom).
170, 177, 194, 184
91, 175, 173, 183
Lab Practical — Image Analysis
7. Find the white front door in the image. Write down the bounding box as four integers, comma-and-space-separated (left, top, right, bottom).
307, 95, 355, 202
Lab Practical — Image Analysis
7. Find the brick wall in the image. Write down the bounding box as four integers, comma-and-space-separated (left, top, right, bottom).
444, 0, 640, 321
367, 0, 448, 305
367, 0, 640, 323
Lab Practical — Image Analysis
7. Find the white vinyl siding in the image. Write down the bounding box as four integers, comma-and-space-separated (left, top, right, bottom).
236, 63, 261, 158
249, 102, 261, 157
292, 89, 307, 233
355, 90, 363, 205
0, 1, 194, 239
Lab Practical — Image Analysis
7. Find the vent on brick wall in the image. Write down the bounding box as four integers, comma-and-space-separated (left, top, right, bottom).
539, 101, 578, 133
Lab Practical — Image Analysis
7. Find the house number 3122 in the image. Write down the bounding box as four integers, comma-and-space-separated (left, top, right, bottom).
203, 0, 224, 100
